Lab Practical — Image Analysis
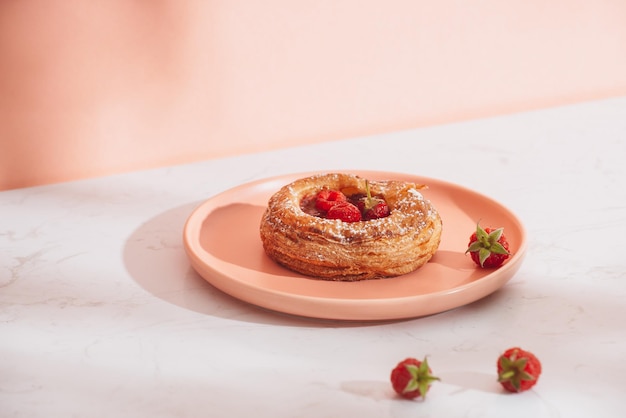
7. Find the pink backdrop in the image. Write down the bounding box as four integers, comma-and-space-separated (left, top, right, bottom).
2, 0, 626, 190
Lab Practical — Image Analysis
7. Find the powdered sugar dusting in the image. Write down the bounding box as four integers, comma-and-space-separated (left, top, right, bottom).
262, 173, 439, 245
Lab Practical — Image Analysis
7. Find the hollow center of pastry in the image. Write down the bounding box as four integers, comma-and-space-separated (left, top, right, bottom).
300, 187, 390, 222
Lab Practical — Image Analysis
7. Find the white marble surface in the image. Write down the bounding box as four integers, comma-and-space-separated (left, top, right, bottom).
2, 97, 626, 417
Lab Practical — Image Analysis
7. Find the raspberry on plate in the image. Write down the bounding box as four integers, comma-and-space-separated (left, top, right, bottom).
466, 223, 511, 268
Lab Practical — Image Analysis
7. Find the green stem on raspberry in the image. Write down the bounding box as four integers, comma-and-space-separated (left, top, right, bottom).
365, 180, 373, 207
499, 371, 515, 380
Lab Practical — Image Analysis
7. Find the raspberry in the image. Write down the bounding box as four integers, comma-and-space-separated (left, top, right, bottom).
362, 201, 390, 220
355, 180, 391, 220
390, 357, 439, 399
466, 224, 511, 268
315, 189, 347, 211
497, 347, 542, 392
327, 202, 362, 222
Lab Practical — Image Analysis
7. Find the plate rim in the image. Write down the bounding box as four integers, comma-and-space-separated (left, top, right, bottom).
183, 170, 527, 320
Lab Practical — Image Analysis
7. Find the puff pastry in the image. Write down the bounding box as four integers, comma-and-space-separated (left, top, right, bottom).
259, 173, 442, 281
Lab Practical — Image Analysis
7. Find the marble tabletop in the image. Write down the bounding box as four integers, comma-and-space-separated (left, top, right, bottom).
2, 96, 625, 417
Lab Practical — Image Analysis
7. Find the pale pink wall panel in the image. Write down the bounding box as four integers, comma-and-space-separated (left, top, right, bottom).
1, 0, 625, 189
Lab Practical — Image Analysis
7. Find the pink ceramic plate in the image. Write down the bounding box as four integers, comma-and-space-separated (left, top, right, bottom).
183, 171, 526, 321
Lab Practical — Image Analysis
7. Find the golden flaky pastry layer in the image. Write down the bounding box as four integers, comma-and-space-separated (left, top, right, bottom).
259, 173, 442, 281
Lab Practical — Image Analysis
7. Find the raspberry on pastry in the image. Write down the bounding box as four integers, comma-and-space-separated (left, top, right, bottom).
259, 173, 443, 281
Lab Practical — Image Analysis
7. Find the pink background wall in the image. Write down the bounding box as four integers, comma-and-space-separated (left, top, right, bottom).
2, 0, 626, 190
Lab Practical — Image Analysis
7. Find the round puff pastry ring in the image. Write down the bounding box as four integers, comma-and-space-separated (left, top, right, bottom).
259, 173, 442, 281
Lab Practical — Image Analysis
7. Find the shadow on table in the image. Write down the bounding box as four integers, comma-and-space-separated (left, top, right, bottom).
122, 202, 402, 327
